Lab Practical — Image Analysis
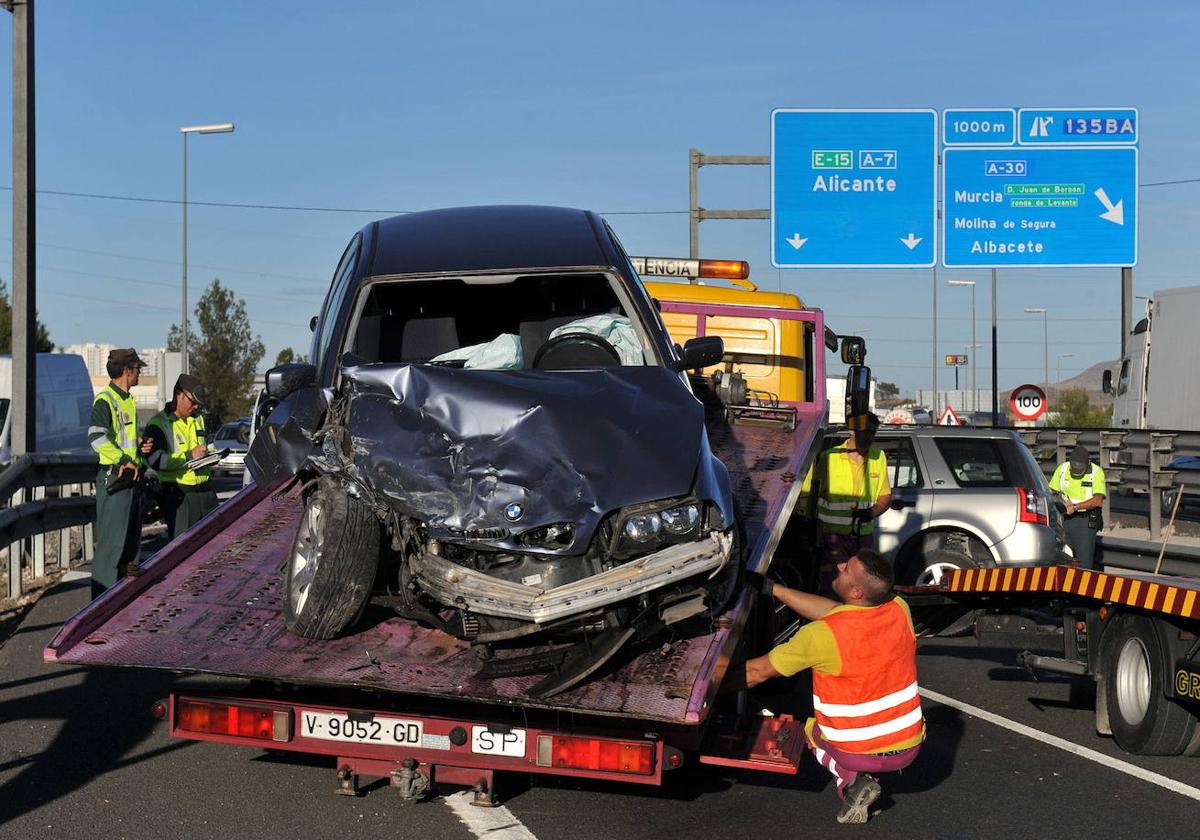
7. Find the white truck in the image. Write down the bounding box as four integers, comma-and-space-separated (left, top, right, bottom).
0, 353, 94, 462
1105, 285, 1200, 430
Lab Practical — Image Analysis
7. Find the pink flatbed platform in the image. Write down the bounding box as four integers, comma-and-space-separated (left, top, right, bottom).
46, 404, 824, 726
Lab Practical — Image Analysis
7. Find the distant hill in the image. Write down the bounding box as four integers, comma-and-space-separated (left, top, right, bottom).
1037, 359, 1117, 408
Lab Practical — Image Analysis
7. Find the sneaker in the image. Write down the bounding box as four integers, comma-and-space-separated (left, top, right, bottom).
836, 774, 882, 824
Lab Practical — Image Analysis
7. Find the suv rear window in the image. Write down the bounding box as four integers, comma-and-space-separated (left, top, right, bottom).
934, 438, 1011, 487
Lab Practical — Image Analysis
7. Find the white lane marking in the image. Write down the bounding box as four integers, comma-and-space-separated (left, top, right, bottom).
920, 687, 1200, 803
442, 790, 540, 840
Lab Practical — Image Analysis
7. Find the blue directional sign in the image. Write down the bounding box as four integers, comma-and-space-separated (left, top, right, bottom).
944, 109, 1016, 146
1018, 107, 1138, 145
942, 146, 1137, 267
772, 109, 936, 268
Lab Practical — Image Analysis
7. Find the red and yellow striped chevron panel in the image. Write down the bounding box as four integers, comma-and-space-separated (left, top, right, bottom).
942, 566, 1200, 622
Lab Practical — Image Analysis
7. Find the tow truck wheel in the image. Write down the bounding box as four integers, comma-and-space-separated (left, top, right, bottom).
1104, 613, 1199, 755
284, 480, 381, 640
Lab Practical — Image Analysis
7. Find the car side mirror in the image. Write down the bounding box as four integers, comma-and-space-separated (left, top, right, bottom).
840, 336, 866, 365
674, 336, 724, 371
1101, 369, 1113, 395
266, 363, 317, 399
309, 315, 319, 333
845, 364, 872, 419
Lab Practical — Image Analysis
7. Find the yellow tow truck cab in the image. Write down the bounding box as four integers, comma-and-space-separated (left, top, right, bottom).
644, 279, 809, 403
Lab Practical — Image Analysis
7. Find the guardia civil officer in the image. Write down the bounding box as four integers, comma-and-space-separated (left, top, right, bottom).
145, 373, 218, 540
88, 348, 150, 599
1050, 444, 1107, 569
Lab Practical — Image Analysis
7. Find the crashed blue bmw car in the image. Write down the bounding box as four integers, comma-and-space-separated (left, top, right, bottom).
247, 206, 740, 696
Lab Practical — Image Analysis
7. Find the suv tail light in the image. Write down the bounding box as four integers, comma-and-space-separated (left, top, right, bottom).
1017, 487, 1048, 526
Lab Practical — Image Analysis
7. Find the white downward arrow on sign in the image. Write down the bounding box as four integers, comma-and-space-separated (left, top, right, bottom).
1095, 188, 1125, 225
786, 233, 808, 250
900, 233, 923, 249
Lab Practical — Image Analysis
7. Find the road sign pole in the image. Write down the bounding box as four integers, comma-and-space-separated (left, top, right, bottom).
689, 148, 700, 262
932, 266, 938, 415
971, 282, 977, 415
1120, 266, 1133, 359
991, 268, 998, 422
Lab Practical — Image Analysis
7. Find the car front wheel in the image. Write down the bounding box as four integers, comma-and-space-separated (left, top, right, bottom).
284, 480, 381, 639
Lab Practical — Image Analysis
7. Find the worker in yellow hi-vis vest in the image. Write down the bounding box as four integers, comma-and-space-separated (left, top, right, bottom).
1049, 444, 1106, 569
87, 348, 151, 599
805, 413, 892, 593
145, 373, 218, 540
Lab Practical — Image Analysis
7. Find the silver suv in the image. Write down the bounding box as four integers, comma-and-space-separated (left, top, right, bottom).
867, 426, 1067, 586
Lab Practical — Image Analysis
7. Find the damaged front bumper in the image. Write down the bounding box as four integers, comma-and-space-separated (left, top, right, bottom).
412, 531, 734, 624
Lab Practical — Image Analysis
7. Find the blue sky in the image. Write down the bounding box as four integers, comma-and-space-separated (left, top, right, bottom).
1, 0, 1197, 398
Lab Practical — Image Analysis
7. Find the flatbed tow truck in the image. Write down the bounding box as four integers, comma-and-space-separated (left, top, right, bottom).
917, 562, 1200, 756
44, 262, 844, 802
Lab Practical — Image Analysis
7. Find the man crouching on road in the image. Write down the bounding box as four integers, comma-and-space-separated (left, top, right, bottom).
732, 549, 925, 825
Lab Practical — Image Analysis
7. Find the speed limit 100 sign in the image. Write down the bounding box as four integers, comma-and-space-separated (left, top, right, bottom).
1010, 384, 1047, 421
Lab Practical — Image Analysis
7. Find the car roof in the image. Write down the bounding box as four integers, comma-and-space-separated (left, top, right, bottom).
366, 206, 612, 277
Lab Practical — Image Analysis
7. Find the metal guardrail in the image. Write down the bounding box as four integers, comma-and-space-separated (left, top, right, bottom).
1, 453, 99, 600
1097, 534, 1200, 579
1019, 427, 1200, 535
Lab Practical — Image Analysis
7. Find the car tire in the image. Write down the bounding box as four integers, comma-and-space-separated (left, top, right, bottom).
283, 480, 381, 640
902, 536, 984, 638
1103, 613, 1199, 755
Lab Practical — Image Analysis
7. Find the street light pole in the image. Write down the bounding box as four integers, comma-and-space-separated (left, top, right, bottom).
1056, 352, 1075, 396
180, 122, 235, 374
1024, 307, 1048, 389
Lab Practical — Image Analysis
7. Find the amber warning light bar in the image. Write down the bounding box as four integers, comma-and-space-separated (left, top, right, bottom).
630, 256, 750, 281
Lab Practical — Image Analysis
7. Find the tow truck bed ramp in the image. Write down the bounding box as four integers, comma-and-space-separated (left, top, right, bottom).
46, 403, 823, 726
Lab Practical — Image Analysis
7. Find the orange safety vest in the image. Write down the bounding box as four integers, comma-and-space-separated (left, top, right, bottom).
811, 600, 926, 754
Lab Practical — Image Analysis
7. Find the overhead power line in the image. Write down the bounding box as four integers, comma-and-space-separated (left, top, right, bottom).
1, 176, 1196, 217
0, 185, 688, 216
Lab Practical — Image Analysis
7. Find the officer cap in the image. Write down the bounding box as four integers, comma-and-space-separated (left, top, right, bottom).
174, 373, 208, 408
107, 348, 146, 369
1069, 444, 1090, 471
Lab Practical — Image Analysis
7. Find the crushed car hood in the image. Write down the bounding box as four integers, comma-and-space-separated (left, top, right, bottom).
340, 364, 706, 550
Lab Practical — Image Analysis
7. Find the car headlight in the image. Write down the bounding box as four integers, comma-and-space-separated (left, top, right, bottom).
612, 499, 704, 559
623, 513, 663, 543
660, 503, 700, 534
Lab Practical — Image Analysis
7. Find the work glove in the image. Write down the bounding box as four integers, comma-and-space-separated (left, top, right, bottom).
851, 507, 874, 526
744, 570, 775, 597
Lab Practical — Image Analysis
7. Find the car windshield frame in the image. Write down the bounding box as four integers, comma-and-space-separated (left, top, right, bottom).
335, 268, 662, 377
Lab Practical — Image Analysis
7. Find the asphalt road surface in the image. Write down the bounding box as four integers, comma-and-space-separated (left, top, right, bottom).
3, 574, 1199, 840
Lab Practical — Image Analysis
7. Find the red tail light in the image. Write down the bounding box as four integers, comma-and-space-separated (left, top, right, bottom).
1017, 487, 1048, 526
176, 699, 291, 742
536, 734, 655, 775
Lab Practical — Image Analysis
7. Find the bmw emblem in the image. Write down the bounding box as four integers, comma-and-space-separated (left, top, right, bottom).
504, 503, 524, 522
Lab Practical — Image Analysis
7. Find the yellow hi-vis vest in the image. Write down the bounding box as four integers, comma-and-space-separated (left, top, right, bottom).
147, 411, 210, 486
1049, 462, 1106, 503
91, 385, 139, 466
812, 444, 890, 535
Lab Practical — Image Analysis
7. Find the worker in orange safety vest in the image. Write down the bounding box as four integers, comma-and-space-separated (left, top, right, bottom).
733, 548, 925, 825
